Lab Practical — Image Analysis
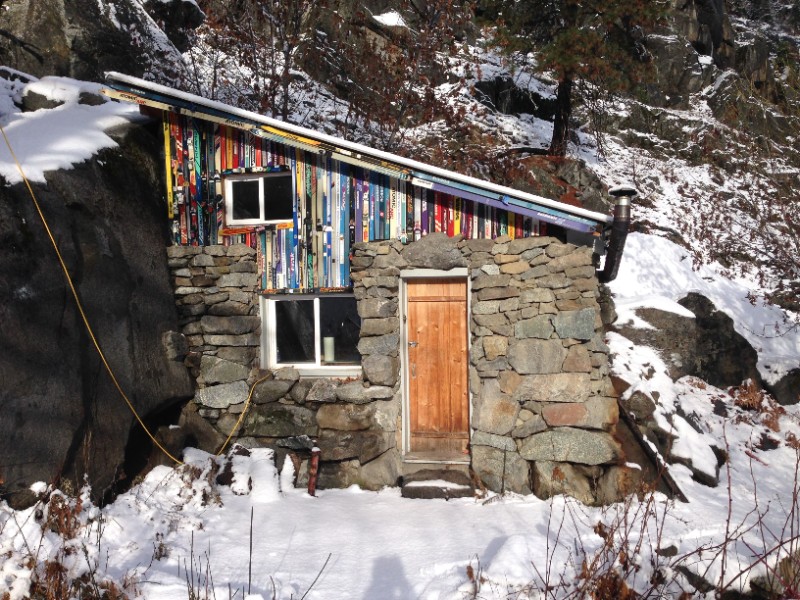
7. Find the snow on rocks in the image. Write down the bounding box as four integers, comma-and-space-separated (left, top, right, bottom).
0, 75, 143, 185
373, 10, 408, 28
609, 232, 800, 384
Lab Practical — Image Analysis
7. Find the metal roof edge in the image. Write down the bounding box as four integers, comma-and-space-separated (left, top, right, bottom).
103, 71, 613, 227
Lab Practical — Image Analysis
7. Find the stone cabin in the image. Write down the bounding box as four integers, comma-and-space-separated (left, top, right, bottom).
103, 73, 639, 504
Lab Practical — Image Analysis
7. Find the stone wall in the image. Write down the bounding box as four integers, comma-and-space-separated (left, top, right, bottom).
167, 234, 638, 503
166, 243, 402, 490
352, 233, 638, 504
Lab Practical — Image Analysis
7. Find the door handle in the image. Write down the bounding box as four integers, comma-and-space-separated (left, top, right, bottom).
411, 363, 416, 378
408, 341, 419, 348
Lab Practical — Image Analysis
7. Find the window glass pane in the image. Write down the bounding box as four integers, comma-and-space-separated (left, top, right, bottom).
263, 172, 294, 222
230, 179, 261, 221
274, 300, 315, 363
319, 297, 361, 364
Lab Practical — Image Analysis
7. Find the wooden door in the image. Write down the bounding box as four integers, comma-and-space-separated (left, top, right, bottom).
406, 278, 469, 458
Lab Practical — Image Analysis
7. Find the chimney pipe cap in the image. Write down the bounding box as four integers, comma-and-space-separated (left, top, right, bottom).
608, 184, 639, 199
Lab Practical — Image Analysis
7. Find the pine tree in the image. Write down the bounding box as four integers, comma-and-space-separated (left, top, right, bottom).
482, 0, 668, 156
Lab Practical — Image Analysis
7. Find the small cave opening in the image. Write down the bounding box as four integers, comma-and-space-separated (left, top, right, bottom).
101, 398, 195, 505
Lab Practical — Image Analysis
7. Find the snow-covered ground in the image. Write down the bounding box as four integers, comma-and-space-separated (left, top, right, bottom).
1, 51, 799, 599
2, 407, 799, 600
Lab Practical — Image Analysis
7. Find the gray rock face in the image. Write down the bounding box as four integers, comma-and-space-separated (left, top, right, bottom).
201, 315, 260, 335
511, 414, 547, 438
317, 429, 394, 463
472, 380, 519, 435
472, 431, 516, 451
401, 232, 466, 270
541, 398, 618, 430
508, 339, 567, 374
316, 403, 375, 431
201, 355, 250, 385
335, 382, 394, 403
251, 379, 294, 404
362, 355, 399, 386
594, 465, 643, 505
472, 445, 532, 494
531, 461, 594, 505
243, 405, 316, 438
196, 381, 249, 409
553, 309, 596, 340
513, 373, 591, 403
0, 0, 200, 82
357, 333, 400, 356
515, 315, 554, 339
614, 293, 761, 388
771, 369, 800, 406
317, 459, 361, 489
360, 449, 402, 490
305, 379, 338, 403
518, 428, 622, 465
0, 127, 193, 508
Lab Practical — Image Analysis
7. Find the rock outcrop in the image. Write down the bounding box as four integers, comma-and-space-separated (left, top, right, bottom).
614, 293, 762, 388
0, 111, 193, 508
0, 0, 202, 83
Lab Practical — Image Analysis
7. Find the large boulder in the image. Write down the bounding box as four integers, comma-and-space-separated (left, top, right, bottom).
0, 0, 201, 82
614, 292, 761, 388
0, 122, 193, 508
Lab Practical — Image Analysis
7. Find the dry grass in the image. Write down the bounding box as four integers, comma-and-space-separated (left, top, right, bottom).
732, 379, 786, 432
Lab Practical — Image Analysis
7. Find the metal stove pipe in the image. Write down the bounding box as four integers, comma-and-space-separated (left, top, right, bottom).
598, 185, 637, 284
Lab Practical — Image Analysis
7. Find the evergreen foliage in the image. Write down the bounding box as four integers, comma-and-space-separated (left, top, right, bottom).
480, 0, 668, 155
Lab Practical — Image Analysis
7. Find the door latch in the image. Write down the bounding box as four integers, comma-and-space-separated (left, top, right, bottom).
408, 341, 419, 348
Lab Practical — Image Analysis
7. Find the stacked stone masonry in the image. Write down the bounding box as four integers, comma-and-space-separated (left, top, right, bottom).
167, 234, 639, 504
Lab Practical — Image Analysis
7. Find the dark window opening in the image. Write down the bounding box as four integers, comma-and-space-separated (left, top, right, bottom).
226, 171, 294, 224
263, 173, 294, 221
275, 299, 315, 363
268, 295, 361, 368
319, 296, 360, 364
231, 179, 260, 221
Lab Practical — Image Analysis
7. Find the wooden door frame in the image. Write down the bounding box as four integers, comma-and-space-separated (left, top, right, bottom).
399, 269, 471, 462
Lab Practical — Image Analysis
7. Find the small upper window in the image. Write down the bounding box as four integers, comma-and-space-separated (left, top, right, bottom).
225, 171, 293, 226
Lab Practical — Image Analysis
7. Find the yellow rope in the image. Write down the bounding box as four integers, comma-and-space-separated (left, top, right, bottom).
0, 122, 266, 468
0, 123, 184, 465
215, 373, 269, 456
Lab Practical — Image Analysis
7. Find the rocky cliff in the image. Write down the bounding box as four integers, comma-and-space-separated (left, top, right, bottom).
0, 104, 193, 508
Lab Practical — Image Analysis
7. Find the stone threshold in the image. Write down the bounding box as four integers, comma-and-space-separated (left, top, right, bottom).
400, 468, 475, 500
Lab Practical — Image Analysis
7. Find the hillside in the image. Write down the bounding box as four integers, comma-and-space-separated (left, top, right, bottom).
0, 0, 799, 598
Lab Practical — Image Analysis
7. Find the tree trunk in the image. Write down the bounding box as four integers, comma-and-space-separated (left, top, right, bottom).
549, 75, 573, 157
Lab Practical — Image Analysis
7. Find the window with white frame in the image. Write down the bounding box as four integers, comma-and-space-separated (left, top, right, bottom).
261, 294, 361, 375
224, 171, 293, 226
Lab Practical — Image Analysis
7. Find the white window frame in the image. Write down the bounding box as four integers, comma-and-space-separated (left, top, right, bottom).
260, 295, 362, 377
224, 172, 293, 226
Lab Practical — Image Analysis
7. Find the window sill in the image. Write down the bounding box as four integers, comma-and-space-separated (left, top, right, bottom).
270, 365, 362, 378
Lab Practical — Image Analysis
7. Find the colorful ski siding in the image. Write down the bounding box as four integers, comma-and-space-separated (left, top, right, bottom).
165, 116, 552, 291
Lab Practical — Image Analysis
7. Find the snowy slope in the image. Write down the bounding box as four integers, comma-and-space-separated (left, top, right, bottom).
1, 13, 799, 596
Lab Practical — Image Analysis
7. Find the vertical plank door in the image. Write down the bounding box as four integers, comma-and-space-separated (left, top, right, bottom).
406, 278, 469, 458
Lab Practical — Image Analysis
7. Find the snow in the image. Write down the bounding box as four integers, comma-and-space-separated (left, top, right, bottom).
1, 21, 800, 596
404, 479, 471, 489
373, 10, 408, 28
610, 233, 800, 383
0, 76, 142, 185
4, 425, 800, 599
